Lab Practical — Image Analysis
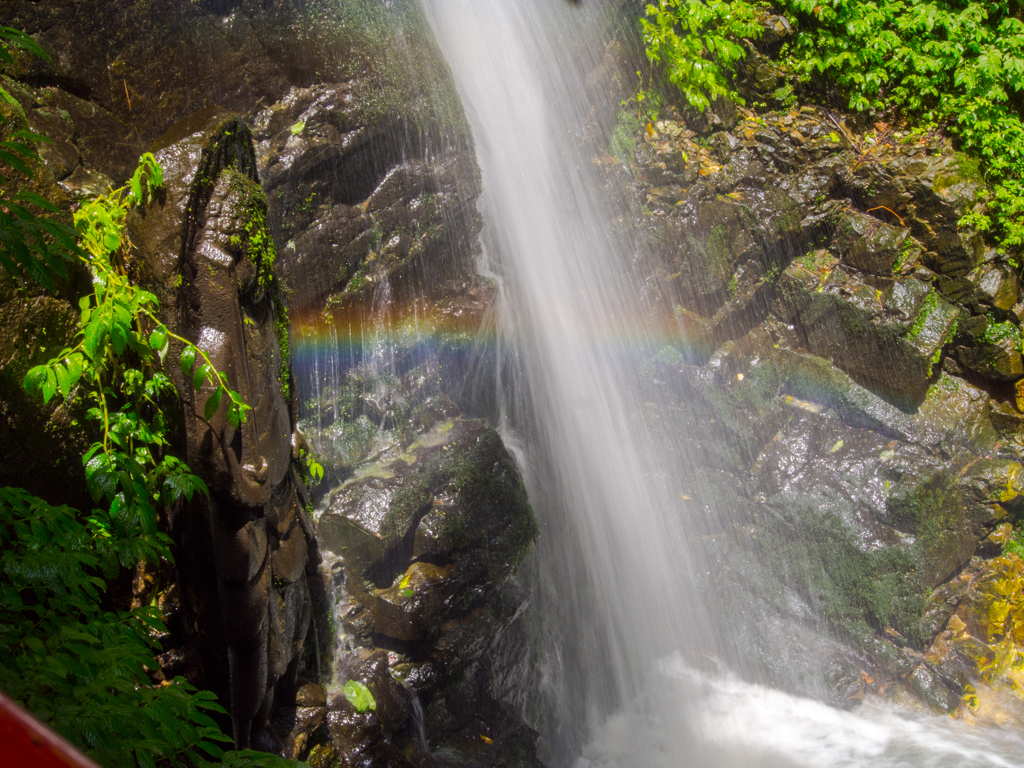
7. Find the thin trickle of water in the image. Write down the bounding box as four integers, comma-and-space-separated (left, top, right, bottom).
411, 695, 430, 754
421, 1, 1024, 767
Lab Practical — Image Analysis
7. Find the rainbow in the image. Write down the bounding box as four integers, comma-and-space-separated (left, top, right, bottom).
289, 291, 715, 377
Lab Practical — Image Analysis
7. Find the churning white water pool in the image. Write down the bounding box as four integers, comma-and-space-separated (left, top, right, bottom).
577, 656, 1023, 768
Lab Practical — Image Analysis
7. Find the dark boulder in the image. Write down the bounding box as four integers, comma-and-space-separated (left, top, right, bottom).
133, 109, 316, 748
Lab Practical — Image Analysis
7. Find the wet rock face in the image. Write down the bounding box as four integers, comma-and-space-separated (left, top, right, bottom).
629, 106, 1013, 412
2, 0, 362, 169
3, 0, 521, 762
133, 110, 316, 748
605, 27, 1024, 718
319, 417, 536, 609
635, 314, 1024, 718
251, 81, 481, 313
776, 257, 960, 406
308, 406, 540, 766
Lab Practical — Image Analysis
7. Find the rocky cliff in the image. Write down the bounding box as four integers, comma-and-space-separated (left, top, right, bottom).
5, 0, 1024, 761
587, 11, 1024, 726
0, 0, 538, 764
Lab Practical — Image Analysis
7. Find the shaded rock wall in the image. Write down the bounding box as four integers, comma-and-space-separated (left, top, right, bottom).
1, 0, 536, 763
0, 79, 94, 511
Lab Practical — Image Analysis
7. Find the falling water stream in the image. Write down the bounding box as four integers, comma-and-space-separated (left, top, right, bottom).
419, 0, 710, 761
410, 0, 1024, 765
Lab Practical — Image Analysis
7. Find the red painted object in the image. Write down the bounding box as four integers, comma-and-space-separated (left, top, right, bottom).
0, 690, 102, 768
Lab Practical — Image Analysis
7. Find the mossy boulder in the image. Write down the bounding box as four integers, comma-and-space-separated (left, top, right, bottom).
955, 319, 1024, 382
672, 323, 1013, 709
957, 459, 1024, 538
776, 261, 959, 407
658, 194, 765, 312
847, 150, 987, 277
315, 414, 539, 764
971, 261, 1020, 313
329, 649, 413, 740
894, 152, 987, 272
832, 209, 920, 276
318, 418, 537, 623
885, 469, 975, 587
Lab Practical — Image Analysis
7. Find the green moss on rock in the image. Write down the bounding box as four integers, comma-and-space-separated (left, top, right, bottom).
887, 469, 975, 588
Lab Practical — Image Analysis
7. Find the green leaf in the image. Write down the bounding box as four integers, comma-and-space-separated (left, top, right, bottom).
179, 345, 197, 378
66, 355, 83, 384
41, 368, 57, 404
203, 386, 223, 421
192, 363, 210, 391
130, 172, 142, 207
83, 319, 104, 362
109, 321, 127, 356
226, 403, 241, 429
148, 328, 167, 351
343, 679, 376, 712
226, 400, 250, 429
12, 190, 57, 211
0, 27, 52, 63
54, 364, 72, 397
23, 365, 47, 394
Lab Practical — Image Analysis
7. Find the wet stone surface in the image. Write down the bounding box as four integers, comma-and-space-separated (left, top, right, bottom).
306, 358, 540, 766
602, 43, 1024, 720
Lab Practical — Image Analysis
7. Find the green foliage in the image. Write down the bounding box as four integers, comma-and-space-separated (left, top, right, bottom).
4, 147, 297, 765
0, 30, 307, 767
0, 487, 233, 767
981, 319, 1023, 351
777, 1, 1023, 114
639, 1, 1024, 250
26, 156, 250, 439
641, 0, 764, 112
6, 156, 229, 764
342, 680, 376, 713
0, 29, 82, 290
20, 158, 252, 567
0, 182, 82, 290
300, 448, 325, 487
776, 0, 1024, 249
1007, 530, 1024, 559
0, 26, 50, 68
0, 486, 306, 768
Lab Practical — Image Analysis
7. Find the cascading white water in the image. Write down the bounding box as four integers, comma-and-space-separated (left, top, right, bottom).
420, 1, 713, 760
421, 1, 1024, 766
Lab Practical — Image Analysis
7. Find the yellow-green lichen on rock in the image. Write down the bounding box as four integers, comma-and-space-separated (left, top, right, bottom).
924, 554, 1024, 724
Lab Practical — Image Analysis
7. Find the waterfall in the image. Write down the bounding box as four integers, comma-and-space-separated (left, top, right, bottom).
421, 0, 721, 761
419, 1, 1024, 767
